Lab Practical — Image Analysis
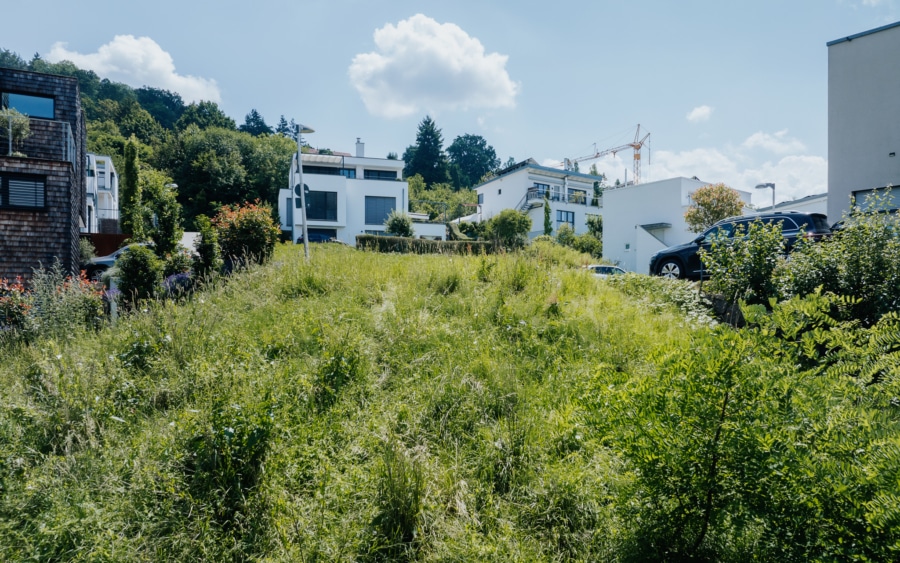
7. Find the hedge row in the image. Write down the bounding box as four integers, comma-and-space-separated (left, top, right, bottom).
355, 235, 495, 255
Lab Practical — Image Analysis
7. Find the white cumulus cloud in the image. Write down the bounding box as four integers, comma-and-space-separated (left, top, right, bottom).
583, 135, 826, 206
686, 105, 713, 122
47, 35, 220, 104
742, 129, 807, 154
348, 14, 519, 118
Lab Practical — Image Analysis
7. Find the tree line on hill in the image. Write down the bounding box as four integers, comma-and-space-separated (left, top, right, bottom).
1, 48, 510, 228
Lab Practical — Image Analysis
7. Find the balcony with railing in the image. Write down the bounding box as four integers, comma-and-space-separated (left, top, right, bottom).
1, 116, 77, 168
524, 185, 593, 205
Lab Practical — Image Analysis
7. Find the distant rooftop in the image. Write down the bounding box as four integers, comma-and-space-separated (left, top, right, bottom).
475, 157, 604, 189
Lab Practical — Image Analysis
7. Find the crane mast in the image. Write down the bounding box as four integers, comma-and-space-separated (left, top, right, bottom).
564, 124, 650, 184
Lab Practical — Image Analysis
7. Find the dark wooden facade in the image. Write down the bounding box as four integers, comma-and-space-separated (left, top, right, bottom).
0, 68, 86, 281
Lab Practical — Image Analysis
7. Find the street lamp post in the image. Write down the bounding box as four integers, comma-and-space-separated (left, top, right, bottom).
291, 124, 315, 260
755, 182, 775, 210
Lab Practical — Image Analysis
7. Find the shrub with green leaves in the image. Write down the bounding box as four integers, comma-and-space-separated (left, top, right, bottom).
150, 185, 184, 257
78, 238, 96, 267
486, 208, 531, 250
193, 214, 223, 279
213, 200, 280, 265
554, 223, 575, 247
700, 220, 784, 305
115, 244, 163, 304
781, 208, 900, 325
385, 209, 414, 237
162, 245, 193, 278
0, 277, 32, 337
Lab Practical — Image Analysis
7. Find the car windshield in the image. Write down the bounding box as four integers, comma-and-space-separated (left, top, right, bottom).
704, 223, 734, 239
809, 214, 831, 232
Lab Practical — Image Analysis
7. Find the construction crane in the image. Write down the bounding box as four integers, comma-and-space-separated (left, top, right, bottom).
564, 124, 651, 185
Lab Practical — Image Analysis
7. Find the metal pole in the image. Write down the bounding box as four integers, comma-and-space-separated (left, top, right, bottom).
290, 123, 314, 259
298, 145, 310, 261
290, 153, 296, 246
771, 185, 776, 210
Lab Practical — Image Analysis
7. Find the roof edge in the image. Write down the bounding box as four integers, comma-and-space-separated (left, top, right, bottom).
827, 20, 900, 46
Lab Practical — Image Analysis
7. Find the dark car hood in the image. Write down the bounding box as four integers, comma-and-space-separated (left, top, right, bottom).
658, 239, 700, 255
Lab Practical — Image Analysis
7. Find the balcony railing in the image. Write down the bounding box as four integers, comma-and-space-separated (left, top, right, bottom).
524, 187, 594, 206
1, 116, 76, 167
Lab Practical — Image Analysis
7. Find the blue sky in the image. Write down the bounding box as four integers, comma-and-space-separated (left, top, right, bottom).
4, 0, 899, 207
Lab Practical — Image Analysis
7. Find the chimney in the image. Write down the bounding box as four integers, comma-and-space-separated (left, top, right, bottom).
356, 137, 365, 158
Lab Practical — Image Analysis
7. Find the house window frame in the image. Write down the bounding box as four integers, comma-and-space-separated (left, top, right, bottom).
303, 190, 338, 221
365, 195, 396, 225
303, 165, 356, 179
0, 173, 47, 210
557, 209, 575, 228
363, 169, 397, 181
1, 91, 55, 118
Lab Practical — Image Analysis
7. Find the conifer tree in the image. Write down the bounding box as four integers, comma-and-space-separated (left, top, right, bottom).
403, 116, 449, 187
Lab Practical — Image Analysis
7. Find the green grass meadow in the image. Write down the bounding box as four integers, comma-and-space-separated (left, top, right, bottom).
1, 242, 898, 561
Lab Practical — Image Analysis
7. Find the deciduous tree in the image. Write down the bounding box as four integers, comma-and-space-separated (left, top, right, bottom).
684, 183, 745, 233
176, 101, 236, 131
447, 134, 499, 190
135, 87, 185, 130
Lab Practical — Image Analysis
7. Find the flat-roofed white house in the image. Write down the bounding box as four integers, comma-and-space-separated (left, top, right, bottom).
278, 140, 444, 245
828, 21, 900, 220
603, 177, 752, 273
472, 158, 603, 237
83, 153, 119, 234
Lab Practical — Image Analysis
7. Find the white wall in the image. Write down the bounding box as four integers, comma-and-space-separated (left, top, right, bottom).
477, 167, 533, 218
828, 23, 900, 221
603, 177, 750, 273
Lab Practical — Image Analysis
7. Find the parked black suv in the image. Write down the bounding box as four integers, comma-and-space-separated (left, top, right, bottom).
649, 211, 832, 280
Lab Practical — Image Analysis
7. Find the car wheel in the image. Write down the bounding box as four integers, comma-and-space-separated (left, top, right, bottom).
88, 266, 107, 282
658, 259, 683, 279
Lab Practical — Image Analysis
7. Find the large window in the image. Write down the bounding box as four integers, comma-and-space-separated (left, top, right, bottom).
363, 169, 397, 181
2, 92, 54, 118
303, 165, 356, 179
303, 190, 338, 221
1, 174, 46, 209
557, 210, 575, 228
365, 196, 396, 225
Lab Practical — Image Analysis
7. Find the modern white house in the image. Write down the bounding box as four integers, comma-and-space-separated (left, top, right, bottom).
603, 177, 752, 274
472, 158, 603, 237
828, 21, 900, 220
278, 139, 444, 245
83, 153, 119, 234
